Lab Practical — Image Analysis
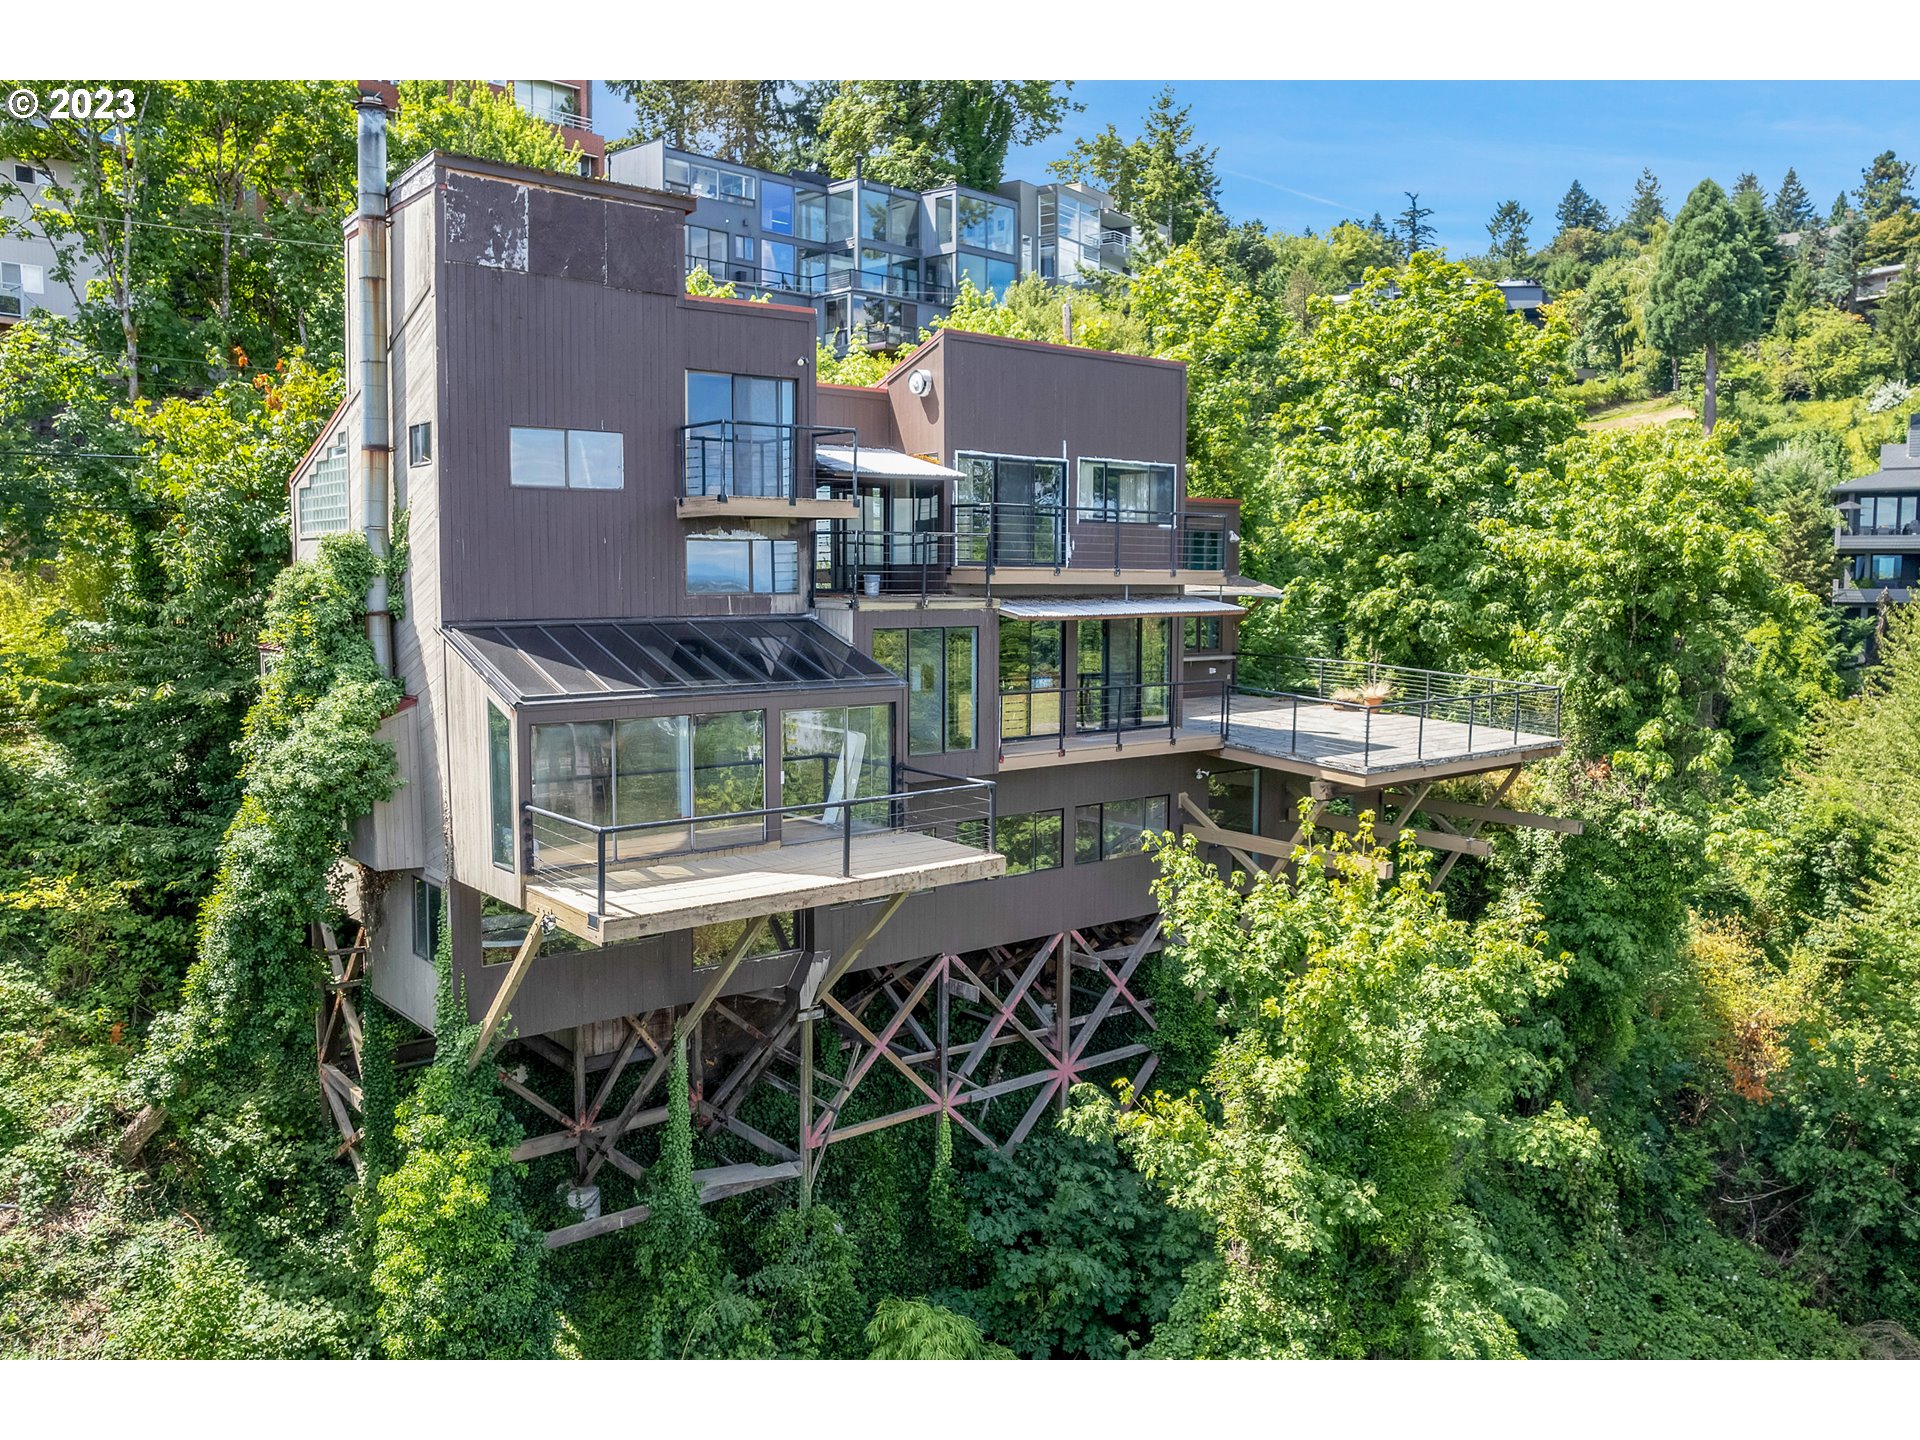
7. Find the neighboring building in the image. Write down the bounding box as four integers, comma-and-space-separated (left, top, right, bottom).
1850, 262, 1906, 312
302, 111, 1568, 1240
1, 155, 101, 327
357, 80, 608, 177
1331, 276, 1551, 323
1832, 414, 1920, 615
606, 137, 1159, 352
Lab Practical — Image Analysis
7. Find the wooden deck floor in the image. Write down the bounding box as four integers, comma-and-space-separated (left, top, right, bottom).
1216, 695, 1560, 780
997, 694, 1560, 782
526, 830, 1005, 946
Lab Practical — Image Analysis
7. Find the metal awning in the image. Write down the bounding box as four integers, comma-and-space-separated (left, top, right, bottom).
996, 597, 1245, 621
814, 445, 966, 482
1186, 578, 1284, 600
447, 616, 905, 705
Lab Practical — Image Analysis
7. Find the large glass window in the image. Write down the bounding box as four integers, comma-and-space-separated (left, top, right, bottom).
1077, 617, 1171, 730
761, 239, 797, 289
761, 180, 795, 235
1074, 795, 1170, 863
665, 156, 753, 203
955, 453, 1066, 567
874, 627, 976, 755
958, 195, 1015, 252
685, 536, 799, 594
998, 809, 1063, 876
684, 372, 798, 498
797, 192, 828, 243
1204, 764, 1260, 836
1855, 493, 1920, 536
998, 619, 1064, 739
529, 712, 765, 863
780, 706, 893, 823
1078, 459, 1176, 522
510, 426, 623, 490
488, 702, 513, 869
1184, 616, 1223, 652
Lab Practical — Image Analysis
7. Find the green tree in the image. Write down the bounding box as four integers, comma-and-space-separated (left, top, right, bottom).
1854, 149, 1915, 224
815, 81, 1073, 191
1050, 86, 1220, 247
1486, 201, 1534, 273
1623, 167, 1666, 242
1493, 426, 1832, 788
1554, 178, 1611, 237
1082, 828, 1579, 1358
1394, 191, 1436, 258
865, 1296, 1011, 1358
1265, 252, 1578, 669
1646, 178, 1770, 434
606, 80, 801, 169
387, 81, 580, 177
1770, 167, 1816, 233
370, 907, 555, 1359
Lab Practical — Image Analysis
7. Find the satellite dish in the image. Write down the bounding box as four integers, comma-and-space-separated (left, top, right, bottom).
907, 368, 933, 397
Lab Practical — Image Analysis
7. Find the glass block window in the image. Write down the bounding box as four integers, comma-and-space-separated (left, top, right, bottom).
297, 432, 350, 538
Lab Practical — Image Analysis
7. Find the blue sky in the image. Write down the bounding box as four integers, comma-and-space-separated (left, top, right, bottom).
594, 81, 1920, 256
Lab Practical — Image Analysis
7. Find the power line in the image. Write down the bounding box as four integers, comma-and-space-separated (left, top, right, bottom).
26, 212, 344, 250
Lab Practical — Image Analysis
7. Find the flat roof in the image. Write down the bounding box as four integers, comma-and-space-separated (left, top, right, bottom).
815, 446, 965, 482
448, 616, 904, 705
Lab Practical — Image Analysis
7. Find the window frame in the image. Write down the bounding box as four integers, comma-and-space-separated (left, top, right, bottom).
685, 535, 800, 595
509, 425, 624, 491
1073, 795, 1171, 863
873, 625, 977, 756
412, 876, 445, 960
296, 431, 350, 539
1077, 457, 1178, 525
1184, 615, 1223, 653
998, 808, 1064, 876
408, 422, 432, 466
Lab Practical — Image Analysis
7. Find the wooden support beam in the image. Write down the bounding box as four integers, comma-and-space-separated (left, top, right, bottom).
1400, 797, 1584, 835
817, 891, 909, 996
510, 1105, 668, 1163
1431, 767, 1520, 888
467, 918, 547, 1071
1307, 809, 1492, 857
1180, 792, 1262, 875
543, 1162, 801, 1249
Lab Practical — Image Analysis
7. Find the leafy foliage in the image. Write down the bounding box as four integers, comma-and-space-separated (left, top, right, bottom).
865, 1296, 1011, 1359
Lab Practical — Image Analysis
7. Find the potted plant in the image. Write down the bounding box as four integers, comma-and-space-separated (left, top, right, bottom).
1329, 679, 1393, 708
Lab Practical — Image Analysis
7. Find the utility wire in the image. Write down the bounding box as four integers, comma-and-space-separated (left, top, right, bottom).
22, 212, 345, 249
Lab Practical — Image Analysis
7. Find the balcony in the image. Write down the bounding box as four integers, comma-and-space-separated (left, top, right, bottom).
676, 421, 861, 519
815, 526, 955, 601
995, 657, 1563, 782
521, 777, 1004, 945
949, 502, 1230, 585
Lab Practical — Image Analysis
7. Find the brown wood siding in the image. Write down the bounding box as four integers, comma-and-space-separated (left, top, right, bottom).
815, 385, 899, 450
435, 261, 817, 627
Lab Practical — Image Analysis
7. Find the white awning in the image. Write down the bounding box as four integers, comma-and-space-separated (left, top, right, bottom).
996, 597, 1245, 621
814, 446, 966, 482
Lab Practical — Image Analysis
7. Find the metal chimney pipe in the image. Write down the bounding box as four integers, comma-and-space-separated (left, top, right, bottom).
354, 95, 394, 675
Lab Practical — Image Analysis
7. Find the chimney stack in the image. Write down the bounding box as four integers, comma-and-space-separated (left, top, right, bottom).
354, 96, 393, 675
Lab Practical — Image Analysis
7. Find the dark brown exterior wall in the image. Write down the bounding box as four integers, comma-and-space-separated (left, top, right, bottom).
432, 168, 818, 627
815, 384, 899, 450
887, 330, 1187, 475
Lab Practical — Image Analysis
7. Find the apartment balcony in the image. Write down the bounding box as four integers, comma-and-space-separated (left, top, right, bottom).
948, 502, 1231, 587
676, 421, 862, 519
0, 282, 22, 321
521, 777, 1004, 945
996, 657, 1563, 783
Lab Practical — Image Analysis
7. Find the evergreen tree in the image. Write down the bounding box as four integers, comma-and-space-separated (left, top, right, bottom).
1366, 211, 1390, 238
1771, 167, 1817, 233
1646, 178, 1771, 434
1817, 204, 1868, 308
1555, 179, 1611, 236
1395, 191, 1437, 258
1623, 167, 1666, 241
1486, 199, 1533, 273
1733, 171, 1765, 202
1050, 86, 1220, 247
1734, 184, 1787, 325
1856, 149, 1916, 223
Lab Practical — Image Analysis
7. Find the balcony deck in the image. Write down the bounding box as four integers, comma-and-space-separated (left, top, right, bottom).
1214, 693, 1561, 783
524, 830, 1005, 947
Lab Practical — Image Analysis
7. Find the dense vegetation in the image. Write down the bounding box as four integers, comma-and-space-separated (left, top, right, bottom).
4, 80, 1919, 1359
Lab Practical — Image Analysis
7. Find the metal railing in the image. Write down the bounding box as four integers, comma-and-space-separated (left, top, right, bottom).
815, 526, 954, 601
950, 501, 1228, 574
677, 421, 856, 503
998, 678, 1230, 761
1225, 655, 1563, 771
523, 774, 996, 920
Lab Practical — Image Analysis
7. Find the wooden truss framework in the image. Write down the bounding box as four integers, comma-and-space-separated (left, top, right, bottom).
315, 920, 371, 1176
490, 910, 1166, 1248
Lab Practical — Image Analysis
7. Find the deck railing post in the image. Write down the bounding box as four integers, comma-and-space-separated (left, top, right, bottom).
1417, 701, 1426, 759
596, 828, 607, 919
1364, 701, 1372, 769
987, 782, 997, 854
1466, 699, 1475, 757
1291, 693, 1300, 753
842, 798, 853, 877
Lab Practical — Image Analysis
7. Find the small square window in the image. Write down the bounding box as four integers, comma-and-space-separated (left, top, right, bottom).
408, 422, 431, 466
13, 164, 36, 185
510, 426, 566, 488
567, 429, 624, 490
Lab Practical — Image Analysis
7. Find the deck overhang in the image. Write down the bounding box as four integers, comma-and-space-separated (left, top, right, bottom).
525, 832, 1005, 946
676, 495, 859, 521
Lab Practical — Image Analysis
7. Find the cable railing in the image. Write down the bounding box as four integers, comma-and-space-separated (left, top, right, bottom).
1224, 655, 1563, 770
950, 501, 1228, 574
815, 526, 954, 601
523, 774, 997, 920
997, 678, 1230, 761
677, 421, 856, 503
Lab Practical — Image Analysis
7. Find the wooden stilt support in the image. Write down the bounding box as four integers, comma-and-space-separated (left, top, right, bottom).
467, 917, 548, 1071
